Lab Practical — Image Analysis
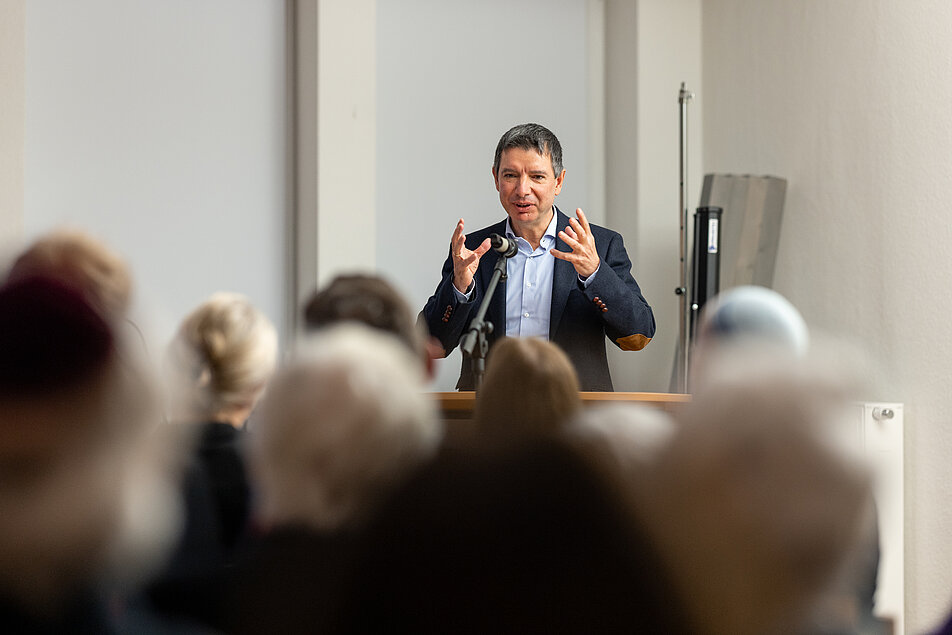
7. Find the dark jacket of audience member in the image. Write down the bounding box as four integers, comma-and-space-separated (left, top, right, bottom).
337, 438, 690, 635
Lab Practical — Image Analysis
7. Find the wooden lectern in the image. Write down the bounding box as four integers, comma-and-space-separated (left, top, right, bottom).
432, 391, 691, 441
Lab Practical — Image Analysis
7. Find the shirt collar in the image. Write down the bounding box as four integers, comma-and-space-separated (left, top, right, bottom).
505, 209, 558, 245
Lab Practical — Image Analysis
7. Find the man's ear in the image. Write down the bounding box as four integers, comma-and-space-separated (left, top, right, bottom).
554, 169, 566, 195
491, 166, 499, 192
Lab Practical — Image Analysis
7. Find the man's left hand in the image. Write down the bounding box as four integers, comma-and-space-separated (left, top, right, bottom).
551, 208, 599, 278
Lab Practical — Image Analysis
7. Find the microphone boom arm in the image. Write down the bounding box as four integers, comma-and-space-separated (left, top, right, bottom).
459, 253, 509, 391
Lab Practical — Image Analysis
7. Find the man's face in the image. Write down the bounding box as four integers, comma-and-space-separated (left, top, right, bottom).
493, 147, 565, 234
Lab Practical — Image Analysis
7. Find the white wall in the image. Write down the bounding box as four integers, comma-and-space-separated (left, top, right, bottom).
703, 1, 952, 630
376, 0, 597, 390
0, 1, 24, 249
0, 0, 26, 252
14, 0, 686, 387
316, 0, 376, 286
22, 0, 288, 350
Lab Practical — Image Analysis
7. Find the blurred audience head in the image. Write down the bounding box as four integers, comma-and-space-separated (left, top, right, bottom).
165, 292, 278, 427
565, 403, 677, 495
692, 285, 809, 387
0, 273, 178, 615
5, 228, 133, 324
340, 437, 690, 634
697, 285, 809, 352
474, 337, 581, 440
249, 323, 442, 533
303, 273, 432, 375
642, 347, 872, 635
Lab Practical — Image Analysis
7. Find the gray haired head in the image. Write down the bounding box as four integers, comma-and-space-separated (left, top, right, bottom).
493, 123, 563, 177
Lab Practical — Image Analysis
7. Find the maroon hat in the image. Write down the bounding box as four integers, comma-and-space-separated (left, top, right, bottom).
0, 275, 114, 395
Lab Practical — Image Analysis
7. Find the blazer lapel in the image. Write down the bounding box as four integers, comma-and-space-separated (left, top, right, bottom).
549, 208, 575, 339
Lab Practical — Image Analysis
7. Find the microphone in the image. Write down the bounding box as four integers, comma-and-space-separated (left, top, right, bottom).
490, 233, 518, 258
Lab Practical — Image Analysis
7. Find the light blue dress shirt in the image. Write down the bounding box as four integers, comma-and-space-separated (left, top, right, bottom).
504, 214, 557, 339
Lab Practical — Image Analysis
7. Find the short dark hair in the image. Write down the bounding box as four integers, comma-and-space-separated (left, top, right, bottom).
493, 123, 563, 177
303, 273, 425, 359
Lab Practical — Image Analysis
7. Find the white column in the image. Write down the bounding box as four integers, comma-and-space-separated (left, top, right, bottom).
294, 0, 376, 326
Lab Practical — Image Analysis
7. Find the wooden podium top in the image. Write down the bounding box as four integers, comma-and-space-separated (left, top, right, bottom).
432, 391, 690, 419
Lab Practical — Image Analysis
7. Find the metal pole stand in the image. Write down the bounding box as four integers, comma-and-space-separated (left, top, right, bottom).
459, 255, 508, 391
674, 81, 695, 393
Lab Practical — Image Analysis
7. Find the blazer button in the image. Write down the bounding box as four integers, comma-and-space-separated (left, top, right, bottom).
601, 307, 608, 313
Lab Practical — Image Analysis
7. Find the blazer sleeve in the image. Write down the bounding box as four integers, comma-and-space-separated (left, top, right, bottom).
581, 229, 656, 351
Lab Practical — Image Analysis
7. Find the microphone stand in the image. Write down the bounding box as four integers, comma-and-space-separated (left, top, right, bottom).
459, 253, 509, 392
675, 81, 695, 393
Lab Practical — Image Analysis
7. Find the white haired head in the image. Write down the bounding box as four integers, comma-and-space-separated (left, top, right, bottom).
566, 404, 677, 476
692, 286, 810, 389
643, 350, 871, 635
250, 323, 442, 532
697, 286, 808, 352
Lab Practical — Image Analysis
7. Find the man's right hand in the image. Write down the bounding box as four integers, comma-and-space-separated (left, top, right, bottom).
451, 218, 491, 294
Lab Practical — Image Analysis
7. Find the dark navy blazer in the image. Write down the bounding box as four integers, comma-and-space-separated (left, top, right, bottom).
421, 208, 655, 391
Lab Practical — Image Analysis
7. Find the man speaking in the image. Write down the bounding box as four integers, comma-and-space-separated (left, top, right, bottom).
421, 123, 655, 391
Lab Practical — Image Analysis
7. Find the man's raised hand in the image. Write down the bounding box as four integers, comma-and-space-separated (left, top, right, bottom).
552, 208, 600, 278
451, 219, 491, 293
